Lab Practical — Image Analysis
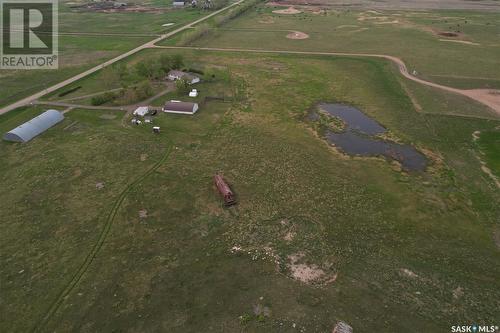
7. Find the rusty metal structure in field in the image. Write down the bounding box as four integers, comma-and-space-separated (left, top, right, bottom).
214, 174, 236, 206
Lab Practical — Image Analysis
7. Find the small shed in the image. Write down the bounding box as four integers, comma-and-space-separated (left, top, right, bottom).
3, 109, 64, 143
173, 1, 185, 7
189, 89, 198, 97
163, 101, 199, 115
133, 106, 149, 117
167, 70, 200, 84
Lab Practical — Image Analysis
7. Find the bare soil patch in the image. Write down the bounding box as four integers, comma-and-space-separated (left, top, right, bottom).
399, 268, 418, 278
139, 210, 148, 219
272, 6, 302, 14
287, 253, 325, 284
464, 89, 500, 115
437, 31, 459, 37
258, 16, 275, 24
286, 31, 309, 39
438, 39, 479, 46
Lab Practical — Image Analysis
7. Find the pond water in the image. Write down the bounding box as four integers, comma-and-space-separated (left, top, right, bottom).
315, 103, 427, 171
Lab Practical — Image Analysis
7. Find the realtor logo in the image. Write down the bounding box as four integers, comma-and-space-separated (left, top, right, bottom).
1, 0, 58, 69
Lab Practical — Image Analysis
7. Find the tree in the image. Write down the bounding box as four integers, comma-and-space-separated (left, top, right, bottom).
136, 81, 153, 100
135, 61, 151, 78
171, 54, 184, 69
204, 68, 217, 82
101, 67, 120, 89
159, 54, 173, 73
175, 78, 190, 95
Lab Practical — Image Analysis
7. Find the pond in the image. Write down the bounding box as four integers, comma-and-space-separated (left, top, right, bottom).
314, 103, 427, 171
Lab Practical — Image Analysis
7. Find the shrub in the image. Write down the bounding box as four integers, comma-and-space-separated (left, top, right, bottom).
91, 92, 117, 106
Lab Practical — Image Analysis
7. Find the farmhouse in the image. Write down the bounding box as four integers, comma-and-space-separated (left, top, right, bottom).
167, 70, 200, 84
3, 109, 64, 143
163, 100, 199, 115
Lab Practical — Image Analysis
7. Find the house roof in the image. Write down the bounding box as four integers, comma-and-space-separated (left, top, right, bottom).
133, 106, 148, 115
168, 70, 199, 81
3, 109, 64, 142
164, 101, 198, 112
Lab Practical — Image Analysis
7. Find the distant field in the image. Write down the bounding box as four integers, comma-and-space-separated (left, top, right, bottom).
172, 4, 500, 89
1, 48, 499, 332
269, 0, 500, 11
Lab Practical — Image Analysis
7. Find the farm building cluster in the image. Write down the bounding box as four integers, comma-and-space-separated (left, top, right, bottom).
131, 70, 202, 126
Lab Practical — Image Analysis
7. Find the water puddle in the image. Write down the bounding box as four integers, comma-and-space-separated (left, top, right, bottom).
312, 103, 427, 171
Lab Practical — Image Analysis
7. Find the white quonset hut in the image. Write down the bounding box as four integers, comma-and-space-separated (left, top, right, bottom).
3, 109, 64, 143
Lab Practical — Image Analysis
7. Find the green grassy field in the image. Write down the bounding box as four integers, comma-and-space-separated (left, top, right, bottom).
1, 46, 499, 332
169, 5, 500, 89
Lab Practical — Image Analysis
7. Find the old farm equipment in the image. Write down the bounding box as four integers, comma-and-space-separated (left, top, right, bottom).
214, 174, 236, 206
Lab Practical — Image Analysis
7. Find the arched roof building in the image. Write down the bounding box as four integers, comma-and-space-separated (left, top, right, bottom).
3, 110, 64, 143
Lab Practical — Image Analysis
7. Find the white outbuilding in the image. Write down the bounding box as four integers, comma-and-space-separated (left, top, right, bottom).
133, 106, 149, 117
189, 89, 198, 97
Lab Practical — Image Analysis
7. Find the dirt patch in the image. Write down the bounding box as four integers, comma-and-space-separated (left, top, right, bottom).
437, 31, 459, 37
399, 268, 418, 278
258, 16, 275, 24
272, 6, 302, 14
253, 304, 271, 317
99, 114, 117, 120
286, 31, 309, 39
464, 89, 500, 115
288, 253, 325, 284
284, 231, 295, 242
438, 39, 480, 46
374, 20, 399, 25
337, 25, 358, 29
452, 286, 464, 299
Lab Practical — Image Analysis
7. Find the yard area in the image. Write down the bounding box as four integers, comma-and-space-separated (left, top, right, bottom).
1, 48, 499, 332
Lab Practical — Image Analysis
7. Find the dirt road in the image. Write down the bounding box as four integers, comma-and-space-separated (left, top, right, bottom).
154, 46, 500, 116
0, 0, 245, 115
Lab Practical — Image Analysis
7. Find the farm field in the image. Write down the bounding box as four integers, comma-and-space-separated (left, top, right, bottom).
175, 4, 500, 89
1, 0, 500, 332
1, 47, 500, 332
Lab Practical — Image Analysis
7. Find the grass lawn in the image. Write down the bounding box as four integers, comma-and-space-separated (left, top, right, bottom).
1, 48, 499, 332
